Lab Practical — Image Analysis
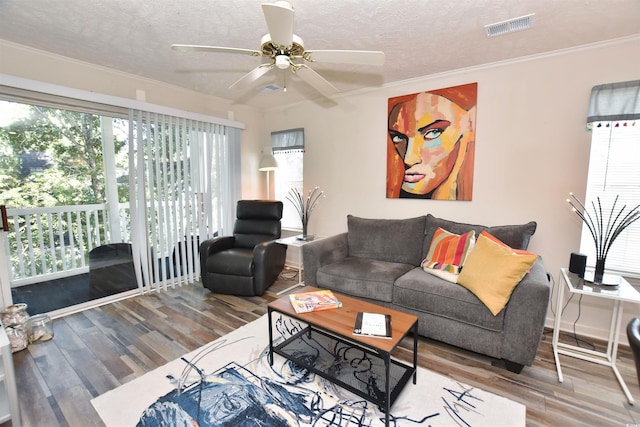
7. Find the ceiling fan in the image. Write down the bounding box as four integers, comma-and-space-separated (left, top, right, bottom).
171, 0, 385, 98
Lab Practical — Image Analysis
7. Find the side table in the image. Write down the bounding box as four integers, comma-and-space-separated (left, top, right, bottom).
275, 235, 321, 295
552, 267, 640, 405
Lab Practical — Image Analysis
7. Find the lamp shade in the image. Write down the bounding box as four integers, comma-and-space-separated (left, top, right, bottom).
258, 148, 278, 171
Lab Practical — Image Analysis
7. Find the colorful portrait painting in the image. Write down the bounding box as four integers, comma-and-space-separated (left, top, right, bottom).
387, 83, 477, 200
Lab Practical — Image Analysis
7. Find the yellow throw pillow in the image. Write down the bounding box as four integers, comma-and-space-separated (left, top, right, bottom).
457, 234, 538, 316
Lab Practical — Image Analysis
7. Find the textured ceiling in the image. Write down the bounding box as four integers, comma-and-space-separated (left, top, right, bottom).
1, 0, 639, 109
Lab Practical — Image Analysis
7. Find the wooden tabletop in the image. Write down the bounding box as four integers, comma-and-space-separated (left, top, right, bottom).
268, 286, 418, 353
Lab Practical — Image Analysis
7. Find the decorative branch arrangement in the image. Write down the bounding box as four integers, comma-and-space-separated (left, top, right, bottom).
287, 187, 325, 240
567, 192, 640, 283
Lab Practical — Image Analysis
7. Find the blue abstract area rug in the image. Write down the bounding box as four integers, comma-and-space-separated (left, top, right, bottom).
91, 314, 525, 426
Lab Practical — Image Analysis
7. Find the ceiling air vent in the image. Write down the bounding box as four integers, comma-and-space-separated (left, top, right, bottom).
485, 13, 534, 37
261, 84, 281, 92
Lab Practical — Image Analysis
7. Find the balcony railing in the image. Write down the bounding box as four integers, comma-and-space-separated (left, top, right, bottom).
4, 204, 130, 287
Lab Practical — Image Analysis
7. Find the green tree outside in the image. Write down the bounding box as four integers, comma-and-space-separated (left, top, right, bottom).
0, 100, 129, 277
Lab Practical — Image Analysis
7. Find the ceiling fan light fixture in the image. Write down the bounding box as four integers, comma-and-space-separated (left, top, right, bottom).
275, 54, 290, 69
173, 1, 383, 100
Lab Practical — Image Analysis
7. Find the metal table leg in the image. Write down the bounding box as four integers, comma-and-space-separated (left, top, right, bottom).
268, 307, 274, 365
384, 352, 391, 427
552, 273, 565, 382
277, 245, 305, 295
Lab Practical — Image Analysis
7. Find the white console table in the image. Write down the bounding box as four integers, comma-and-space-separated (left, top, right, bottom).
275, 235, 321, 295
0, 326, 21, 426
552, 268, 640, 405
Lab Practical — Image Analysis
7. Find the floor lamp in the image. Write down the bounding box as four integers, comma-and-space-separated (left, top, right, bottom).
258, 147, 278, 199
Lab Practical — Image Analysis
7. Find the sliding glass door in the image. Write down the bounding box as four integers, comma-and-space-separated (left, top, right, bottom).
0, 98, 240, 314
0, 100, 134, 314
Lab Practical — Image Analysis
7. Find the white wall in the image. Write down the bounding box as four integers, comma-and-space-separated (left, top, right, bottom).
262, 36, 640, 344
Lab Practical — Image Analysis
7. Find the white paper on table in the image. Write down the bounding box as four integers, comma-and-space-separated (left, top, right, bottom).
361, 312, 387, 336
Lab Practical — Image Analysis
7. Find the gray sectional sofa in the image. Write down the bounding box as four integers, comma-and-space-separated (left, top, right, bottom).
302, 214, 550, 373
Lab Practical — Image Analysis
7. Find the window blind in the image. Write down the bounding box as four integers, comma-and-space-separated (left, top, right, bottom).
128, 110, 241, 291
580, 120, 640, 275
272, 128, 304, 229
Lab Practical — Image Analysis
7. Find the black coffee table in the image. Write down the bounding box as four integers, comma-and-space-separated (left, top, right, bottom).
268, 286, 418, 426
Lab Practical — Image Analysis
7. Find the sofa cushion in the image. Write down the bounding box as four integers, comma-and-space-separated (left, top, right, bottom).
422, 227, 476, 281
480, 230, 536, 256
347, 215, 426, 265
457, 234, 539, 316
423, 214, 537, 256
316, 257, 414, 302
393, 268, 506, 332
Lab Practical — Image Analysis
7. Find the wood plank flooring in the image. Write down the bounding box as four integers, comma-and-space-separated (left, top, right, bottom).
5, 267, 640, 426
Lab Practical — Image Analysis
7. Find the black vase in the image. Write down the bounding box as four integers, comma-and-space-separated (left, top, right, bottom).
593, 257, 606, 285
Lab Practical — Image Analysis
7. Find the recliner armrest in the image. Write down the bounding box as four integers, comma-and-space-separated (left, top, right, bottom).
199, 236, 236, 269
253, 241, 287, 294
253, 241, 286, 265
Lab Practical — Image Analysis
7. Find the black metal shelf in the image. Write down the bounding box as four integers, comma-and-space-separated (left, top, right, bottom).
273, 325, 415, 410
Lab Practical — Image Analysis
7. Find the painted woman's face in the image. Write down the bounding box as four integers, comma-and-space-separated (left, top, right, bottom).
388, 93, 472, 196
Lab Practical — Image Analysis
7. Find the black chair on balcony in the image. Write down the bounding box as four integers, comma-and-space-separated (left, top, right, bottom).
199, 200, 287, 296
88, 242, 137, 299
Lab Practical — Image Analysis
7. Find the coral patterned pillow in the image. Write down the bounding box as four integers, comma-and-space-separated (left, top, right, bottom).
422, 227, 476, 282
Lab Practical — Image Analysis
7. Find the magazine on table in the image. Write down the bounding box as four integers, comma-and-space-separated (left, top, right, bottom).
289, 289, 342, 313
353, 311, 392, 339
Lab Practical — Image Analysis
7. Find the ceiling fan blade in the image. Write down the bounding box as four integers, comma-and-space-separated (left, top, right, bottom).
295, 65, 338, 98
229, 64, 274, 91
171, 44, 261, 56
305, 50, 386, 66
262, 1, 294, 47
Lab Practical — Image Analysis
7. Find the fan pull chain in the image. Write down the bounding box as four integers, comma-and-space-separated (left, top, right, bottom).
283, 70, 287, 92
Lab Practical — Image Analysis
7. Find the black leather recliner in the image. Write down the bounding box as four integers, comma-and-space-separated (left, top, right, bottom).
627, 317, 640, 386
199, 200, 287, 296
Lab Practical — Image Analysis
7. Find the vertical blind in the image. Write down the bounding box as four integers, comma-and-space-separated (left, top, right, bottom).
128, 110, 241, 292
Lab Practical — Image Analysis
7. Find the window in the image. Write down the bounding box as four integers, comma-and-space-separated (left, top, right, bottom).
272, 129, 304, 229
580, 120, 640, 275
0, 99, 131, 283
0, 82, 242, 312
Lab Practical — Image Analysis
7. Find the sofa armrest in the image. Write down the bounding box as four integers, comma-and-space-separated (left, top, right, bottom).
302, 232, 349, 286
500, 258, 551, 367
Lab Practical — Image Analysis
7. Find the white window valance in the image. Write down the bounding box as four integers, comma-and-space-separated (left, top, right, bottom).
587, 80, 640, 124
271, 128, 304, 151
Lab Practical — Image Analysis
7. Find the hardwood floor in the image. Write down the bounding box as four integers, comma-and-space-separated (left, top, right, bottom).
5, 267, 640, 426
